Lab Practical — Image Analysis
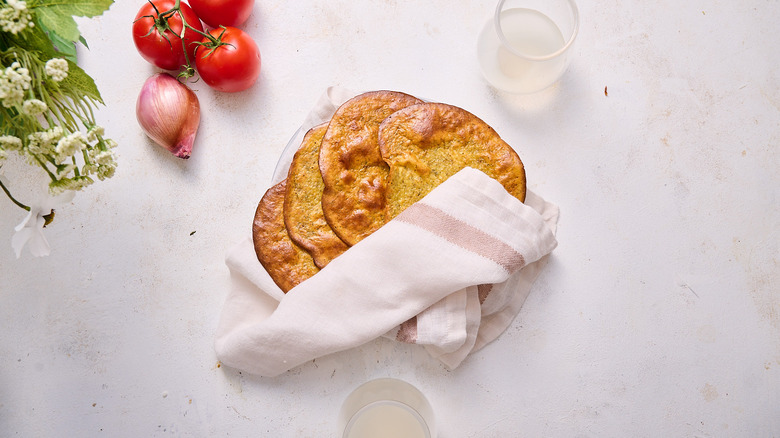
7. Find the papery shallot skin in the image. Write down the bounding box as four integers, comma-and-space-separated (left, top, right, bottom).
136, 73, 200, 159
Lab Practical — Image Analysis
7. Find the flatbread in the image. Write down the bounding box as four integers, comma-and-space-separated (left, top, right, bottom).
252, 93, 528, 292
284, 123, 349, 268
378, 102, 526, 220
252, 180, 319, 293
319, 90, 423, 245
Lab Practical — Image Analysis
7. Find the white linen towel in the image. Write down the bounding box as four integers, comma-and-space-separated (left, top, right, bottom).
214, 88, 559, 377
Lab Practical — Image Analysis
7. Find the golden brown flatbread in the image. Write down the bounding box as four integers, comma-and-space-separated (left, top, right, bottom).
253, 92, 528, 292
284, 123, 349, 268
378, 102, 526, 220
319, 90, 423, 245
252, 180, 319, 293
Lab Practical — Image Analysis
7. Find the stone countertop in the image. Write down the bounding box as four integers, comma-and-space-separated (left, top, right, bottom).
0, 0, 778, 436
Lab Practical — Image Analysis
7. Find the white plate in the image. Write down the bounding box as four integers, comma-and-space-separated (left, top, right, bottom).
271, 125, 305, 185
270, 87, 361, 184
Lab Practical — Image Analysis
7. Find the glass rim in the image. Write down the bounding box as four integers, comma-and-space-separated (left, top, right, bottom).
494, 0, 580, 61
342, 400, 431, 438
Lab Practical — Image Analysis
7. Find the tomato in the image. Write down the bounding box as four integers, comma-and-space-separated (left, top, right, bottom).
188, 0, 255, 28
194, 27, 261, 93
132, 0, 204, 71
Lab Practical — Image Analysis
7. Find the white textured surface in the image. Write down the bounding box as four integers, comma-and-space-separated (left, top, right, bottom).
1, 0, 778, 436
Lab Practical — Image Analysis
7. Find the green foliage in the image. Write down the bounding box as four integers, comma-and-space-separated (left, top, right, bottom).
63, 58, 102, 102
0, 0, 116, 209
28, 0, 112, 50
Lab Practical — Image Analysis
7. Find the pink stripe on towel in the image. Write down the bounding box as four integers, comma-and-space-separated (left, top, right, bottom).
395, 203, 526, 273
396, 317, 418, 343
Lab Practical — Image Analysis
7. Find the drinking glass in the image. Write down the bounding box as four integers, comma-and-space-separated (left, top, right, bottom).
338, 378, 436, 438
477, 0, 579, 94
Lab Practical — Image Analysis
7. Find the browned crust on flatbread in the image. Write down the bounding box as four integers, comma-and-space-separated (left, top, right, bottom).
378, 102, 526, 220
284, 123, 349, 268
319, 90, 424, 245
252, 180, 319, 293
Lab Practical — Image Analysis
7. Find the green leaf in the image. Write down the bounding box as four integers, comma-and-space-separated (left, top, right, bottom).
35, 7, 81, 43
28, 0, 114, 19
35, 18, 78, 62
28, 0, 114, 45
48, 30, 79, 62
62, 60, 103, 103
18, 22, 61, 59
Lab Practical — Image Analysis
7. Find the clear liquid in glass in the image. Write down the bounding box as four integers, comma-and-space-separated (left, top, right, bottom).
477, 7, 566, 93
345, 401, 428, 438
339, 378, 435, 438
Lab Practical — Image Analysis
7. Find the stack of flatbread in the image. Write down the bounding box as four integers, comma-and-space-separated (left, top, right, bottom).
253, 90, 527, 292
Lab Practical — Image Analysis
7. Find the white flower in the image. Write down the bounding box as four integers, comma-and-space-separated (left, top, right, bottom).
82, 163, 98, 175
0, 148, 7, 162
0, 0, 33, 35
55, 163, 77, 179
26, 126, 63, 157
22, 98, 47, 115
97, 163, 116, 180
0, 134, 23, 151
0, 61, 32, 108
4, 176, 75, 258
86, 125, 104, 142
54, 131, 87, 158
92, 150, 116, 166
49, 176, 92, 194
11, 209, 50, 258
44, 58, 68, 82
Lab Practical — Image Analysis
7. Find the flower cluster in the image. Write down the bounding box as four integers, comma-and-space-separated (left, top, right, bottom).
0, 60, 30, 107
1, 53, 119, 193
0, 0, 33, 35
4, 123, 119, 195
44, 57, 67, 82
1, 0, 116, 257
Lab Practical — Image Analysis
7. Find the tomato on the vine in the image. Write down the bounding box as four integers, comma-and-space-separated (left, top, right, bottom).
188, 0, 255, 28
194, 27, 261, 93
132, 0, 204, 71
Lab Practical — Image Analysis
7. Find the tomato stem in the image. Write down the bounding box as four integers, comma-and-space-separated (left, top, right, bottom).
141, 0, 221, 79
191, 26, 235, 57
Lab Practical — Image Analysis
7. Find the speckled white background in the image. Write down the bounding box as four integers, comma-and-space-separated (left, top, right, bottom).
1, 0, 778, 436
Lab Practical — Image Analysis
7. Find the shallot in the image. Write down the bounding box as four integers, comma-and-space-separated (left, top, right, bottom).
136, 73, 200, 159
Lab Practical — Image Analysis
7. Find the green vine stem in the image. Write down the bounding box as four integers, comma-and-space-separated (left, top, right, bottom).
138, 0, 233, 79
0, 174, 31, 212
